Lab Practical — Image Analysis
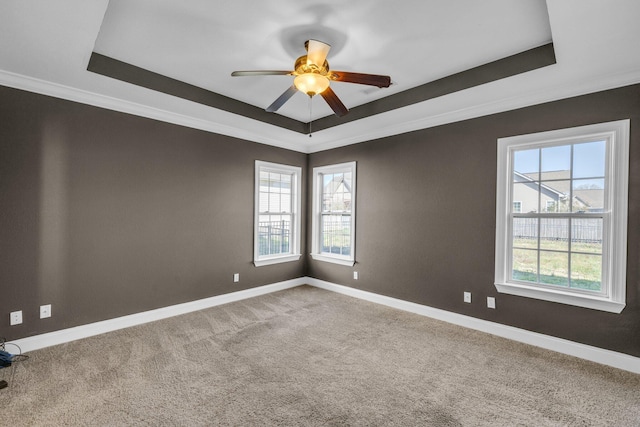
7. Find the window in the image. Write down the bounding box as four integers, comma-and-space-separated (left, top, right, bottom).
495, 120, 629, 313
254, 161, 301, 266
544, 200, 555, 212
513, 201, 522, 213
311, 162, 356, 266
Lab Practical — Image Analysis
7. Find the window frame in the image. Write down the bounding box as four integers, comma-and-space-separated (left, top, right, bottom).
494, 120, 629, 313
253, 161, 302, 267
311, 161, 357, 266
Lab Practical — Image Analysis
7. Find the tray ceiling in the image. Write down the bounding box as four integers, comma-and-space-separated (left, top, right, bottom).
1, 1, 639, 153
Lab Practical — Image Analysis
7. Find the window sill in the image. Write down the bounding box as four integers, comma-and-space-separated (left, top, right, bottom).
310, 253, 355, 267
495, 281, 625, 313
254, 254, 301, 267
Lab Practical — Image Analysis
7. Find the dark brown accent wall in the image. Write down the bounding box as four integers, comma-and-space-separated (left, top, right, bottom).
2, 82, 639, 359
0, 85, 306, 340
307, 84, 640, 358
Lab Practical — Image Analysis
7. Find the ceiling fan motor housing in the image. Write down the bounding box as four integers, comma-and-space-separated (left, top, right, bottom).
294, 55, 329, 76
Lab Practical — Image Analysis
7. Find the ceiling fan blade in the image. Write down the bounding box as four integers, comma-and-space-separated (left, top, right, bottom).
306, 39, 331, 68
231, 70, 292, 77
320, 86, 348, 117
266, 85, 298, 112
329, 71, 391, 88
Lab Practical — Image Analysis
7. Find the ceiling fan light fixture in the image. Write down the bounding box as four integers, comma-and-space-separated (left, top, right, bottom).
231, 39, 390, 116
294, 73, 330, 96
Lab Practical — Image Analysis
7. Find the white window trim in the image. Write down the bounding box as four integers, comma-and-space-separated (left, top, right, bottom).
495, 120, 629, 313
311, 161, 357, 266
254, 161, 302, 267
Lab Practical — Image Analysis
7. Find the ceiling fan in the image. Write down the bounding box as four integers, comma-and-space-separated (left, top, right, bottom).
231, 39, 391, 117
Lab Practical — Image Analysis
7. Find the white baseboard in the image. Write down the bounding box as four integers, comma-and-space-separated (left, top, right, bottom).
306, 278, 640, 375
8, 276, 639, 374
10, 278, 306, 354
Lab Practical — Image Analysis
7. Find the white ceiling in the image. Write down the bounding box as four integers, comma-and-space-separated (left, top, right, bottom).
93, 0, 552, 121
1, 1, 639, 153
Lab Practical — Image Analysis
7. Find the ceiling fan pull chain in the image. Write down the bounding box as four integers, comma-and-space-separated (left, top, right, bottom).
309, 95, 313, 137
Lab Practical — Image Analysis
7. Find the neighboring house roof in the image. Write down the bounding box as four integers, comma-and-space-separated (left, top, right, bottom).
523, 171, 571, 194
516, 170, 603, 210
513, 171, 565, 200
533, 170, 571, 181
324, 175, 352, 195
573, 189, 604, 209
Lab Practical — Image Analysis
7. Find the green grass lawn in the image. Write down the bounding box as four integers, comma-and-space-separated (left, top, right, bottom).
512, 238, 602, 291
512, 270, 601, 291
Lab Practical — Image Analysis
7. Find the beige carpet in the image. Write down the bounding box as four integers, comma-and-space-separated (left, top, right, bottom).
1, 285, 639, 426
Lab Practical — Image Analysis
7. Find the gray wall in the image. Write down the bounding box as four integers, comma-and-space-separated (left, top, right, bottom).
2, 82, 639, 359
307, 84, 640, 358
0, 86, 306, 340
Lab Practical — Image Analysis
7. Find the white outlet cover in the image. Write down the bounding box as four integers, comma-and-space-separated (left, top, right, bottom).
233, 273, 239, 283
487, 297, 496, 309
10, 310, 23, 325
464, 292, 472, 303
353, 271, 358, 280
40, 304, 52, 319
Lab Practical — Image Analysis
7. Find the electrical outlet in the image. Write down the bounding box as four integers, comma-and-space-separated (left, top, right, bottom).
10, 310, 23, 325
464, 292, 472, 303
40, 304, 52, 319
353, 271, 359, 280
487, 297, 496, 309
233, 273, 239, 283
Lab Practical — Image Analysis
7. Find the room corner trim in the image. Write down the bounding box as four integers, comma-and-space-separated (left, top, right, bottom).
10, 278, 306, 354
306, 278, 640, 375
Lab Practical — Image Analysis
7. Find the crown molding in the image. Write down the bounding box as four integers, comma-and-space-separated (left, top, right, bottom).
0, 69, 308, 153
2, 68, 639, 155
306, 69, 640, 153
